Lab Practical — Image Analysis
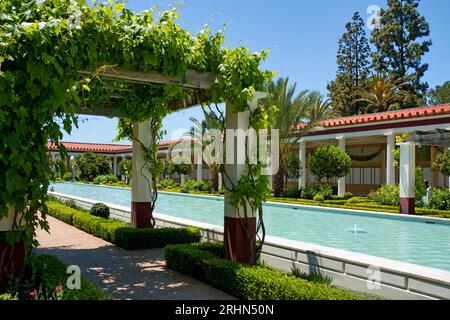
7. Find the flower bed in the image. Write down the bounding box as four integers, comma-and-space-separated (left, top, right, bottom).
47, 202, 201, 250
0, 254, 111, 300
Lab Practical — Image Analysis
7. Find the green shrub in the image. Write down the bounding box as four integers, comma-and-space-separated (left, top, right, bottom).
291, 266, 333, 287
46, 203, 77, 224
373, 184, 400, 206
282, 187, 302, 199
313, 194, 325, 203
343, 192, 354, 200
0, 293, 15, 300
346, 197, 359, 205
65, 199, 77, 208
111, 227, 201, 250
367, 191, 377, 200
427, 188, 450, 211
416, 207, 450, 218
93, 175, 118, 185
47, 202, 201, 249
89, 203, 110, 219
62, 172, 73, 181
302, 184, 333, 200
182, 179, 212, 192
159, 178, 178, 189
164, 243, 363, 300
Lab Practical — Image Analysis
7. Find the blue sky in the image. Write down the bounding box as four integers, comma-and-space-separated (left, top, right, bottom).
65, 0, 450, 145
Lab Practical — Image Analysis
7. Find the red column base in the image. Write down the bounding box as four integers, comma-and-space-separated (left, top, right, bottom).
131, 202, 153, 228
0, 239, 25, 292
400, 198, 415, 215
224, 216, 256, 265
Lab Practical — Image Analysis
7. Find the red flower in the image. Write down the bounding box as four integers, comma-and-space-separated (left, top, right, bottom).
55, 286, 62, 293
29, 290, 36, 297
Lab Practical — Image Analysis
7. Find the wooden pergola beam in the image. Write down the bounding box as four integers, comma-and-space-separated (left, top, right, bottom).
406, 129, 450, 147
78, 68, 215, 90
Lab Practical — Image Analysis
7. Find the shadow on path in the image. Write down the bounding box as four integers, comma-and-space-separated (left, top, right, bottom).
36, 216, 233, 300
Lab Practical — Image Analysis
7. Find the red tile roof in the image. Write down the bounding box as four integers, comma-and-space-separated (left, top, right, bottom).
47, 142, 132, 154
297, 104, 450, 132
47, 138, 194, 154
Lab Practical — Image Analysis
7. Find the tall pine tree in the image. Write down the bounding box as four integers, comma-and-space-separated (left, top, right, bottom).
371, 0, 432, 102
328, 12, 371, 116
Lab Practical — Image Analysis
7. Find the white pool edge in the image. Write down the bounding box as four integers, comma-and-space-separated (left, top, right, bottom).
48, 191, 450, 300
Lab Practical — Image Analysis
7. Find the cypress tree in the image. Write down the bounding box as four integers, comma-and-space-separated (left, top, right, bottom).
328, 12, 371, 116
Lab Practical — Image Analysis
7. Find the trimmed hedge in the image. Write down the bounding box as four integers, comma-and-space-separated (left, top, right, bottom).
1, 255, 111, 300
164, 242, 363, 300
47, 202, 201, 250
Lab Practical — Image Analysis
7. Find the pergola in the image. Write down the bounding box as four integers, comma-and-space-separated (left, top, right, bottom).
399, 130, 450, 214
73, 67, 266, 264
0, 1, 271, 287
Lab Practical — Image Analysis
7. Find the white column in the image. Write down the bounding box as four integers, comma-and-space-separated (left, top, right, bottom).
113, 156, 118, 176
399, 142, 416, 214
337, 138, 346, 197
180, 174, 186, 185
196, 154, 203, 181
386, 133, 396, 185
448, 147, 450, 189
0, 206, 16, 232
51, 153, 56, 172
223, 92, 267, 264
399, 143, 415, 199
218, 171, 223, 190
131, 121, 154, 227
299, 140, 306, 188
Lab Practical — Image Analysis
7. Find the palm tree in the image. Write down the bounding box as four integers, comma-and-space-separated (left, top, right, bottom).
265, 78, 334, 197
187, 109, 223, 192
355, 73, 413, 113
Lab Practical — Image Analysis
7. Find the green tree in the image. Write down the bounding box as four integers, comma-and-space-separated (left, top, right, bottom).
310, 144, 352, 183
284, 153, 300, 180
426, 81, 450, 106
433, 148, 450, 176
173, 163, 192, 176
371, 0, 432, 101
162, 158, 174, 178
118, 159, 132, 178
328, 12, 371, 116
265, 78, 334, 197
73, 153, 112, 182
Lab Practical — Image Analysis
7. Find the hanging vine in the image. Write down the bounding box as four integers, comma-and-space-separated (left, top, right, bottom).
205, 101, 274, 264
0, 0, 273, 271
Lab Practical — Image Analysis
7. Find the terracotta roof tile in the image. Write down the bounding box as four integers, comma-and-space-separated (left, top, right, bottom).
47, 138, 194, 154
297, 104, 450, 131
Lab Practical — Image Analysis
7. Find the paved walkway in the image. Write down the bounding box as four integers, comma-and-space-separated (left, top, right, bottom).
36, 216, 233, 300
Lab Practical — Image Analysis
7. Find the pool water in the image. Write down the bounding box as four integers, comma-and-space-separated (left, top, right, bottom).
50, 182, 450, 271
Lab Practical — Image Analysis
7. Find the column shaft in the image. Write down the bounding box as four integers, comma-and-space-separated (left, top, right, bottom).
399, 143, 416, 214
131, 121, 154, 228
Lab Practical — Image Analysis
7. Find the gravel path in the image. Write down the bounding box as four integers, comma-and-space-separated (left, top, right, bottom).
35, 216, 234, 300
